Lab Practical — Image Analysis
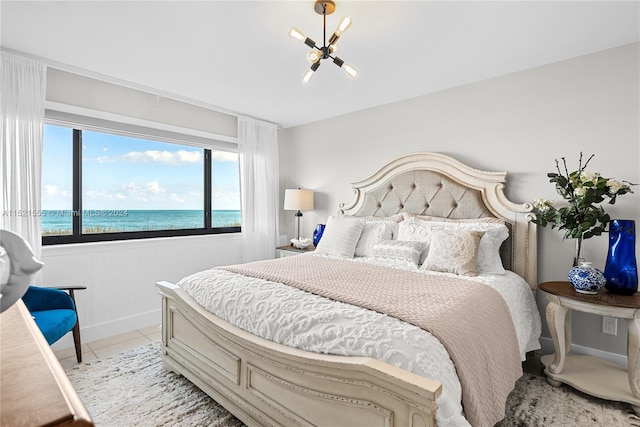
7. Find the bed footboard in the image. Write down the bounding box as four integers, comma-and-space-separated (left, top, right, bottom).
157, 281, 441, 427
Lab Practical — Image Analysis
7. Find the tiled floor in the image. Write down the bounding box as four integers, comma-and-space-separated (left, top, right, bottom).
54, 325, 160, 369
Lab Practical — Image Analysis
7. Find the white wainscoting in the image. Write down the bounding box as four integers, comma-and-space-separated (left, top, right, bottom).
41, 233, 244, 350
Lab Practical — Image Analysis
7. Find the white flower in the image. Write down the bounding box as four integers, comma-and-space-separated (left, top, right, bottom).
533, 198, 553, 212
580, 171, 601, 184
573, 187, 587, 197
606, 179, 627, 194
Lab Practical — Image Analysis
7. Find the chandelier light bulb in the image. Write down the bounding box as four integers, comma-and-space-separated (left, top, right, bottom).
303, 61, 321, 84
306, 49, 322, 63
343, 63, 358, 78
288, 27, 306, 42
329, 44, 338, 54
302, 69, 315, 84
335, 16, 352, 36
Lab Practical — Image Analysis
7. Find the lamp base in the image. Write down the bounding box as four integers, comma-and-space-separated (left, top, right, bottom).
314, 0, 335, 15
291, 238, 313, 249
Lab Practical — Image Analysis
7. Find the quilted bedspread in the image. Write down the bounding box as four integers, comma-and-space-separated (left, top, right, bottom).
179, 254, 541, 427
222, 254, 521, 427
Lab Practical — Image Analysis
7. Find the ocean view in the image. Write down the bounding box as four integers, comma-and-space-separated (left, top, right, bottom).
41, 210, 241, 235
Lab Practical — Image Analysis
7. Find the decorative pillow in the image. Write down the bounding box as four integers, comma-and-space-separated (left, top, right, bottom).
371, 240, 425, 268
354, 221, 396, 257
396, 220, 435, 264
344, 213, 404, 223
421, 229, 484, 276
457, 223, 509, 274
314, 216, 365, 258
400, 217, 509, 274
402, 212, 504, 224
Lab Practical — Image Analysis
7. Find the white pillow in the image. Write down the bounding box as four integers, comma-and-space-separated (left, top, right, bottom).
402, 213, 504, 224
396, 220, 435, 264
314, 216, 365, 258
457, 222, 509, 274
399, 218, 509, 274
354, 221, 396, 257
344, 213, 404, 223
420, 229, 484, 276
371, 240, 425, 269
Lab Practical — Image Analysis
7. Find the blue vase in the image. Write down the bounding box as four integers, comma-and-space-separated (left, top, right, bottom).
604, 219, 638, 295
313, 224, 325, 247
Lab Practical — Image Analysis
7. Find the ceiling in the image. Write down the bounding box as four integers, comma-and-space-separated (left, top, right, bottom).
1, 1, 639, 128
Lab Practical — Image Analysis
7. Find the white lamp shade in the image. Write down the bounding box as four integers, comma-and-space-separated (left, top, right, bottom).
284, 189, 314, 211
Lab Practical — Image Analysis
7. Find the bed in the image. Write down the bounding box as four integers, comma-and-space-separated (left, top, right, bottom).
156, 152, 540, 427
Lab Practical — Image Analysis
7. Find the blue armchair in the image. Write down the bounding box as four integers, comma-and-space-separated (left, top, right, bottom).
22, 285, 86, 362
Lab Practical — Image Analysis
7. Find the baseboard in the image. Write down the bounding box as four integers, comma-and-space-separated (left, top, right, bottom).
51, 309, 161, 351
539, 336, 628, 367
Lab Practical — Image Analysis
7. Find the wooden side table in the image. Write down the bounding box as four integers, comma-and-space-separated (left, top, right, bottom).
539, 281, 640, 414
276, 245, 315, 258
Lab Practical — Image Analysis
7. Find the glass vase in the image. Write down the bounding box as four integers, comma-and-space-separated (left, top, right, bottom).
573, 235, 584, 267
313, 224, 326, 247
604, 219, 638, 295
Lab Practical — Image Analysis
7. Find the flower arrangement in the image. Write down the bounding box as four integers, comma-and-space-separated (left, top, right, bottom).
531, 153, 634, 264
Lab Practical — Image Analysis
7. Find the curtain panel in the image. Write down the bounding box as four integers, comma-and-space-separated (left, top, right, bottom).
238, 117, 279, 262
0, 51, 47, 258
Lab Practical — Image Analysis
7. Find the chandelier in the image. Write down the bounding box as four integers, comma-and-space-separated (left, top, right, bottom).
288, 0, 358, 84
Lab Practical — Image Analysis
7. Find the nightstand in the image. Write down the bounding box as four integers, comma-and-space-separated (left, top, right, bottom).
276, 245, 315, 258
539, 281, 640, 414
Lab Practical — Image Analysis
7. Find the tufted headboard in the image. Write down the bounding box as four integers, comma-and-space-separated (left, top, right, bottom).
339, 152, 537, 289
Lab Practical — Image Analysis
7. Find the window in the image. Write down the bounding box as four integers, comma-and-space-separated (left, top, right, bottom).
42, 122, 241, 244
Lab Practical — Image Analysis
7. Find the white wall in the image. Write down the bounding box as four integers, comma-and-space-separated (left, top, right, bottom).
279, 43, 640, 359
42, 233, 244, 350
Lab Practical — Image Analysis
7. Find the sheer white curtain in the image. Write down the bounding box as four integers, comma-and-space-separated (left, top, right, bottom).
0, 52, 47, 258
238, 116, 279, 262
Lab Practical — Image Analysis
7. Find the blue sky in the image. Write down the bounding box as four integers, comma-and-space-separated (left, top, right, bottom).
42, 124, 240, 210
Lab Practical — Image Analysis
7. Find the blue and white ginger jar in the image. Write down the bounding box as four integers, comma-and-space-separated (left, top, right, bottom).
568, 262, 606, 294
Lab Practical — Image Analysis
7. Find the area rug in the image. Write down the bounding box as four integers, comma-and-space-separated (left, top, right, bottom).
65, 343, 638, 426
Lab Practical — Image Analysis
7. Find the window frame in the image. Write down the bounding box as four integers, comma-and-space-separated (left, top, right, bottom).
42, 113, 241, 245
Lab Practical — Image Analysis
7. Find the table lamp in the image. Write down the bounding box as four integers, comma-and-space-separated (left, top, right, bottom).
284, 188, 314, 247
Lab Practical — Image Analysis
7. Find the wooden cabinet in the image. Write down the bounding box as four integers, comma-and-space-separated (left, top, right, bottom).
0, 300, 93, 426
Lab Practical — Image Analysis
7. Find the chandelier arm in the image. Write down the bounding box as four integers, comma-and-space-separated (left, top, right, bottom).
304, 37, 318, 49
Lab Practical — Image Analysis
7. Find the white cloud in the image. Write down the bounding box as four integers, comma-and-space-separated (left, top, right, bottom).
85, 190, 114, 199
120, 150, 202, 165
44, 185, 69, 197
147, 181, 164, 194
120, 182, 149, 202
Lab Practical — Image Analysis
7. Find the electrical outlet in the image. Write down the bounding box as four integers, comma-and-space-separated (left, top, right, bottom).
602, 317, 617, 335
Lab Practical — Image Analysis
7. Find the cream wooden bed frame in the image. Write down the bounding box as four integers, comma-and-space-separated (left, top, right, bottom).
156, 152, 537, 427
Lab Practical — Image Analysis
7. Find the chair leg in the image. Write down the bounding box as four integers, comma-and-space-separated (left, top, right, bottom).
67, 288, 83, 363
72, 321, 82, 363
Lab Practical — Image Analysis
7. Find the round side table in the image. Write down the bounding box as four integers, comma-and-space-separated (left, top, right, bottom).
539, 281, 640, 414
